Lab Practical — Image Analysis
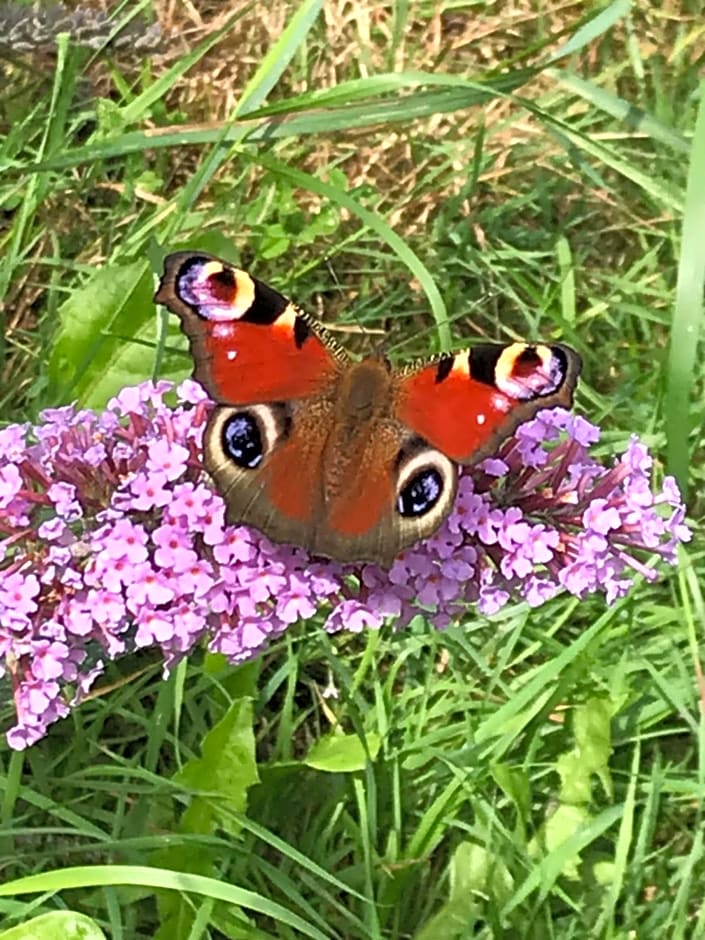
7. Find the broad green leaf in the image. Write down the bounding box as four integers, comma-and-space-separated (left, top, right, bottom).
571, 697, 613, 794
449, 842, 514, 905
177, 698, 259, 836
0, 911, 106, 940
304, 732, 381, 772
414, 843, 513, 940
155, 697, 259, 940
557, 697, 613, 804
45, 260, 152, 406
556, 749, 593, 805
508, 806, 625, 912
474, 598, 631, 761
46, 233, 241, 409
532, 803, 591, 881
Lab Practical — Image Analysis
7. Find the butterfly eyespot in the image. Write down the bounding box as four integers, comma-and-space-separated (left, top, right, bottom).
222, 413, 264, 469
397, 467, 444, 518
494, 344, 566, 399
212, 403, 290, 476
174, 258, 257, 323
395, 446, 457, 531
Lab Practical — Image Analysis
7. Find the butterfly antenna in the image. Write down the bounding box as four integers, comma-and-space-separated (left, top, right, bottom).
319, 257, 386, 346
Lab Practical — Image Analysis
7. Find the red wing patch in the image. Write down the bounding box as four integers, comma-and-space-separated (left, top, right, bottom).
327, 467, 394, 537
196, 318, 338, 404
261, 438, 322, 522
396, 343, 581, 462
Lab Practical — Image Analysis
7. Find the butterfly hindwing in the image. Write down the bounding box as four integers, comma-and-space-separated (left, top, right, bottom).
205, 402, 325, 547
203, 374, 458, 568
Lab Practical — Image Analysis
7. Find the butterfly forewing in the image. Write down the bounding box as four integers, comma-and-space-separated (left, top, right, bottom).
155, 251, 345, 404
395, 343, 581, 463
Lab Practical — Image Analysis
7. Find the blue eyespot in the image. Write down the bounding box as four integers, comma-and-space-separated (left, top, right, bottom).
222, 413, 263, 469
398, 468, 443, 517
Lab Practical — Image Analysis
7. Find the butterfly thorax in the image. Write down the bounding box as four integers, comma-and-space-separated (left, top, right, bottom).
333, 357, 394, 425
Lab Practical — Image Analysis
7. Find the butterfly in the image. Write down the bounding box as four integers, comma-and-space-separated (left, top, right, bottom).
154, 252, 581, 567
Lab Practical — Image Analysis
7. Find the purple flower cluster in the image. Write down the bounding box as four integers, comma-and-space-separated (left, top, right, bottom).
0, 381, 690, 748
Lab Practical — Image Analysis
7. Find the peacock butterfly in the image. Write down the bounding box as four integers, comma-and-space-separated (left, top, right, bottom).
154, 252, 581, 567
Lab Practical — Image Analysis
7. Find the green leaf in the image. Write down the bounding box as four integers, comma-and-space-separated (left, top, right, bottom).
45, 260, 152, 406
0, 911, 106, 940
414, 843, 513, 940
556, 750, 593, 805
450, 842, 514, 906
45, 230, 245, 408
532, 803, 592, 881
474, 598, 618, 757
304, 731, 381, 772
555, 697, 614, 805
154, 700, 259, 939
177, 698, 259, 836
572, 698, 613, 792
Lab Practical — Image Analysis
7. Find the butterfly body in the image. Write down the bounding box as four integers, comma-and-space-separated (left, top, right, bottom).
155, 252, 581, 566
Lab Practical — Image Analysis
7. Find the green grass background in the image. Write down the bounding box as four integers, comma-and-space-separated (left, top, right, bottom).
0, 1, 703, 937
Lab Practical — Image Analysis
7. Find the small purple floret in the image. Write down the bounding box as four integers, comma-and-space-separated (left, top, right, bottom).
0, 379, 690, 748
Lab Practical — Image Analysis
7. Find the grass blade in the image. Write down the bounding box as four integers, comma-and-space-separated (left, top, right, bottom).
547, 68, 690, 154
18, 77, 538, 175
250, 153, 450, 348
119, 10, 250, 125
550, 0, 632, 61
235, 0, 324, 116
0, 866, 332, 940
664, 78, 705, 494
